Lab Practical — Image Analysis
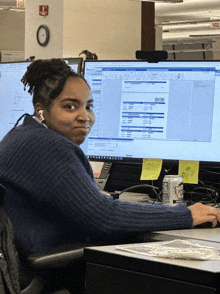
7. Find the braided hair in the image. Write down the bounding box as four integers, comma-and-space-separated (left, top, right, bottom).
21, 58, 88, 109
79, 50, 98, 60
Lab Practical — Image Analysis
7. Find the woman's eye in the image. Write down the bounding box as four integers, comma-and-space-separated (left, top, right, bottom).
87, 104, 94, 111
65, 104, 75, 110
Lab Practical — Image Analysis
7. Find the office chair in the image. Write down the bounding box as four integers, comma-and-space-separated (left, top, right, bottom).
0, 183, 86, 294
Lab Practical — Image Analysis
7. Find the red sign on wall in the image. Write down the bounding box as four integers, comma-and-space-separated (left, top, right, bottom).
212, 23, 220, 28
39, 5, 49, 16
17, 0, 25, 7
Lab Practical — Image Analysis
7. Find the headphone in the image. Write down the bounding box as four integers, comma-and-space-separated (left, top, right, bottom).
38, 110, 45, 122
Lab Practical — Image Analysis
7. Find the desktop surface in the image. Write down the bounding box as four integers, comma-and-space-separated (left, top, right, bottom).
154, 227, 220, 243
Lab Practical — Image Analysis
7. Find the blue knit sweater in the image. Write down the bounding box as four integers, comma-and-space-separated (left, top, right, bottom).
0, 115, 193, 254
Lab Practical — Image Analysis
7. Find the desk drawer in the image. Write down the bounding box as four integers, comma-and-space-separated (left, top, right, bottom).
85, 262, 216, 294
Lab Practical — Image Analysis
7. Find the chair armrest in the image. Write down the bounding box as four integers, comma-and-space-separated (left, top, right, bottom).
21, 244, 87, 294
27, 244, 86, 270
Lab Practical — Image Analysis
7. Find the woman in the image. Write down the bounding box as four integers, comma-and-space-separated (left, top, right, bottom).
79, 49, 98, 61
78, 49, 98, 74
0, 58, 219, 256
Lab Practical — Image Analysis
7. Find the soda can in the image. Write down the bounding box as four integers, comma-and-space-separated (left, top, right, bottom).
162, 175, 184, 206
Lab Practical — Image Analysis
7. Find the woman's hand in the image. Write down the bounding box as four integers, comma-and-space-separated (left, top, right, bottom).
100, 191, 111, 197
188, 202, 220, 228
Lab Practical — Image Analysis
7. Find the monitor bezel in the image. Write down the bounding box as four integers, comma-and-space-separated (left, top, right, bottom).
1, 57, 83, 75
84, 59, 220, 65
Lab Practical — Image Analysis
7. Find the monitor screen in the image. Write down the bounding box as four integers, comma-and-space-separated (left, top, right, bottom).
0, 58, 83, 141
81, 60, 220, 164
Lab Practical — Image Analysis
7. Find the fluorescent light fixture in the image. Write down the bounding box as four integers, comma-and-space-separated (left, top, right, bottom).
138, 0, 183, 2
10, 8, 24, 11
190, 34, 220, 37
158, 19, 220, 26
0, 5, 24, 10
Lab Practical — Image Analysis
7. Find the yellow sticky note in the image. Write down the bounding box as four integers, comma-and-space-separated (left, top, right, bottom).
178, 160, 199, 184
140, 158, 162, 180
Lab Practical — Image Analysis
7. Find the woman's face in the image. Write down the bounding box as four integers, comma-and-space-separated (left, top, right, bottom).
41, 77, 95, 145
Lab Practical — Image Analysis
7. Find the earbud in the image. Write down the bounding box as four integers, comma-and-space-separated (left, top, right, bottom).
38, 110, 45, 122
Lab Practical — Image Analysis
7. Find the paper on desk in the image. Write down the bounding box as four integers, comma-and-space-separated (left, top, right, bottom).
140, 158, 162, 180
116, 240, 220, 260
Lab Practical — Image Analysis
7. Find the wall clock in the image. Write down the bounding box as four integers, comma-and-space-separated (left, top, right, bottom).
36, 25, 50, 47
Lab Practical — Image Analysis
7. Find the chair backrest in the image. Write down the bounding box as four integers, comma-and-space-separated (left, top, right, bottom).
0, 183, 20, 294
0, 183, 5, 208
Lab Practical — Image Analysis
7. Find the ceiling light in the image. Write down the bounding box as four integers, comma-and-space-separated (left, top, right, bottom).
10, 8, 24, 11
0, 5, 24, 11
130, 0, 183, 2
142, 0, 183, 2
189, 34, 220, 38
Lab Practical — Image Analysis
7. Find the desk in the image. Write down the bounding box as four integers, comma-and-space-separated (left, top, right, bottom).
85, 239, 220, 294
153, 228, 220, 243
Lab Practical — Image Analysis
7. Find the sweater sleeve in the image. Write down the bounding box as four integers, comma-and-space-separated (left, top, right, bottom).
0, 121, 193, 242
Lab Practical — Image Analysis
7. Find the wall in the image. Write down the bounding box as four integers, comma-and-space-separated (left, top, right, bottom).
63, 0, 141, 60
0, 10, 25, 51
213, 38, 220, 60
25, 0, 64, 60
24, 0, 141, 60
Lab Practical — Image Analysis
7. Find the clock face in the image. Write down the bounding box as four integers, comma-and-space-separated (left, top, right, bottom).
37, 25, 50, 46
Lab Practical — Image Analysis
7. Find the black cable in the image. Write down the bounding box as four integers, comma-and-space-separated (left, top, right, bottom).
8, 113, 31, 134
119, 184, 159, 196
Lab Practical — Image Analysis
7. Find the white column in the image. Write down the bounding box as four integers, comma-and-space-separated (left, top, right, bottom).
212, 37, 220, 60
155, 26, 163, 50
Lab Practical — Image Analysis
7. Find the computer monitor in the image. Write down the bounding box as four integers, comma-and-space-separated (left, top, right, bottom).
66, 57, 83, 75
82, 60, 220, 166
0, 58, 83, 141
